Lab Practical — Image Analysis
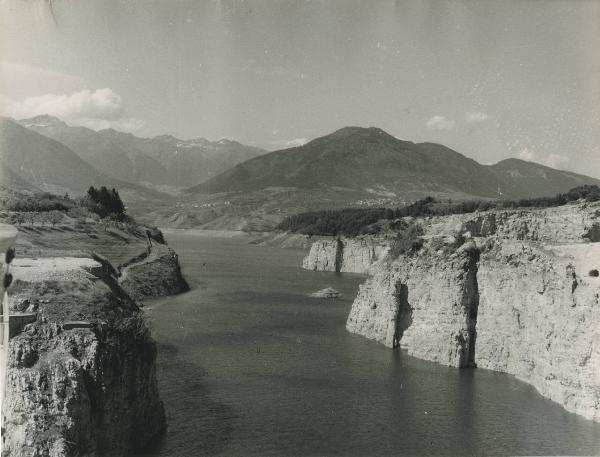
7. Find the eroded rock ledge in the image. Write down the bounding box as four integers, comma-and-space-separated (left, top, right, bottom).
119, 244, 190, 301
302, 237, 389, 274
306, 202, 600, 422
3, 240, 189, 455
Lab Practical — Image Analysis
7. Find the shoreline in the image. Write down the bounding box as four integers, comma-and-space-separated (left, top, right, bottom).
160, 228, 313, 250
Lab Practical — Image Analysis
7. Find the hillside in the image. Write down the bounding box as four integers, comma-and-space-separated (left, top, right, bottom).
0, 162, 39, 193
20, 115, 267, 189
0, 117, 114, 194
143, 126, 600, 231
488, 158, 599, 198
0, 117, 171, 216
191, 126, 600, 199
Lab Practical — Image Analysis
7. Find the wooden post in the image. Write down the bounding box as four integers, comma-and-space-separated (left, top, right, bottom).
0, 224, 17, 455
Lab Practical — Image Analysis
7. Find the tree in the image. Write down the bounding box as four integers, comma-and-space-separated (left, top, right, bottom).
48, 210, 63, 227
85, 186, 126, 219
110, 188, 125, 215
87, 186, 99, 201
24, 212, 35, 226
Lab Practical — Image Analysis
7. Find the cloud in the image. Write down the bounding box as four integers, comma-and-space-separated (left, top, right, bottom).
545, 153, 570, 169
518, 147, 535, 161
465, 111, 489, 123
426, 115, 455, 130
517, 148, 570, 169
284, 138, 308, 148
1, 88, 146, 134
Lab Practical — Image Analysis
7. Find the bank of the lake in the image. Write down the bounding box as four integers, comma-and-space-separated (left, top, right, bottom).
145, 231, 600, 456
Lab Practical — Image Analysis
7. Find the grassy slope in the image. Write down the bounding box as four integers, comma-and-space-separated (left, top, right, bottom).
13, 219, 150, 266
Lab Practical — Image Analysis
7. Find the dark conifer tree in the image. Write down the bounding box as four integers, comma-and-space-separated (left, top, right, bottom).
111, 188, 126, 215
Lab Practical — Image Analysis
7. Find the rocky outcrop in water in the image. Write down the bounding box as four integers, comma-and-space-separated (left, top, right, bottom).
119, 244, 189, 301
302, 237, 388, 273
346, 242, 479, 367
310, 287, 342, 299
331, 202, 600, 421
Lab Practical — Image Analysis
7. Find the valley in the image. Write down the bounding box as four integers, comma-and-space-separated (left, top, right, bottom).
4, 118, 600, 232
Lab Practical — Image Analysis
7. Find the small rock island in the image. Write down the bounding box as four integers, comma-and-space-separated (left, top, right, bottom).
310, 287, 341, 299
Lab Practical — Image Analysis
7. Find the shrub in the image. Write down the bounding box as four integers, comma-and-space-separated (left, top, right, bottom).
47, 210, 63, 227
388, 221, 424, 259
1, 192, 74, 212
68, 206, 91, 219
589, 269, 599, 277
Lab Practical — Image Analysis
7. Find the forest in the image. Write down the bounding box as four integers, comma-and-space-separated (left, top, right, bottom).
277, 185, 600, 236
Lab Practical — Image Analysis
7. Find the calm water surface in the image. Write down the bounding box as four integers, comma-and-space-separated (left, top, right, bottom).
144, 232, 600, 456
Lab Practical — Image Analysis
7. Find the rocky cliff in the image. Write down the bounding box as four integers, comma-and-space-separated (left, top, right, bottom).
476, 241, 600, 421
119, 244, 189, 301
425, 203, 600, 242
2, 249, 181, 455
337, 202, 600, 421
346, 243, 479, 367
302, 237, 388, 273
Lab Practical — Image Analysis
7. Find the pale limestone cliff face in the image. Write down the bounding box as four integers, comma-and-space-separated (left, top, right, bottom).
476, 241, 600, 422
346, 245, 479, 368
302, 239, 340, 272
4, 258, 166, 456
302, 237, 388, 273
424, 202, 600, 243
343, 201, 600, 422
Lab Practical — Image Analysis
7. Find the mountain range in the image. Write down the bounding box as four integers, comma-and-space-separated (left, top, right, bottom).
1, 118, 599, 230
0, 117, 172, 211
192, 126, 598, 200
19, 115, 266, 189
169, 126, 600, 230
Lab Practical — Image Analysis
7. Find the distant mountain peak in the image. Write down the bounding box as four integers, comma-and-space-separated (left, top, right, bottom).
329, 126, 390, 137
215, 138, 242, 146
153, 134, 180, 142
98, 128, 136, 138
19, 114, 67, 129
15, 117, 267, 188
313, 126, 406, 148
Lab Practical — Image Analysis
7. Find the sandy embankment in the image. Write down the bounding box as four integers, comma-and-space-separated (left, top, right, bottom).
11, 257, 100, 283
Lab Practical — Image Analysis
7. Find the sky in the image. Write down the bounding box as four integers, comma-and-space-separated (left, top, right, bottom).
1, 0, 599, 177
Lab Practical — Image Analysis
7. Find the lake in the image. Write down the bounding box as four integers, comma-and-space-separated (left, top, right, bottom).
144, 231, 600, 456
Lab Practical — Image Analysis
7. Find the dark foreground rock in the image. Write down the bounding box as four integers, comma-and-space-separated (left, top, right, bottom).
4, 258, 166, 456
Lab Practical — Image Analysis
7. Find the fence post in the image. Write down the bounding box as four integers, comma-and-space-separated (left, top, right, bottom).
0, 224, 18, 456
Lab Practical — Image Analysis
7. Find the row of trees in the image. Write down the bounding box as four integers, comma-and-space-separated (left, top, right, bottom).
0, 192, 75, 212
0, 186, 130, 231
278, 185, 600, 236
0, 186, 129, 221
277, 207, 391, 236
3, 210, 63, 227
85, 186, 127, 219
